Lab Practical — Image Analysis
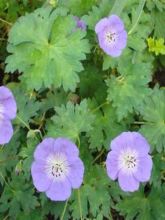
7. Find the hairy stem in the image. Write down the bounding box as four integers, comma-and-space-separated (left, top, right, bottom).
91, 101, 109, 113
110, 0, 128, 16
128, 0, 146, 35
78, 189, 83, 220
60, 199, 68, 220
0, 17, 12, 26
92, 149, 105, 164
16, 115, 31, 130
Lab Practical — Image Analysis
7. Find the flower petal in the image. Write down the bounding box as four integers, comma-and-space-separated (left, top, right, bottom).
106, 151, 119, 180
46, 178, 71, 201
134, 155, 152, 182
68, 158, 84, 188
110, 132, 150, 156
131, 132, 150, 156
0, 119, 13, 145
118, 171, 139, 192
116, 30, 127, 49
0, 86, 17, 120
110, 132, 130, 152
95, 17, 109, 34
54, 137, 79, 162
31, 161, 51, 192
0, 86, 14, 100
108, 15, 124, 31
2, 98, 17, 120
34, 138, 55, 161
105, 47, 122, 57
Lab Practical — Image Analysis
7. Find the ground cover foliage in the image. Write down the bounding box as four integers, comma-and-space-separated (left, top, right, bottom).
0, 0, 165, 219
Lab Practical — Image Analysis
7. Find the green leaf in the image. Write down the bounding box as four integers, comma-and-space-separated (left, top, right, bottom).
70, 166, 111, 219
59, 0, 96, 16
140, 88, 165, 152
39, 89, 67, 113
70, 189, 88, 220
110, 0, 127, 16
151, 10, 165, 38
106, 55, 152, 120
88, 103, 127, 150
146, 0, 165, 12
79, 66, 107, 103
150, 154, 165, 188
116, 186, 165, 220
0, 175, 39, 219
19, 137, 39, 180
5, 7, 90, 91
17, 210, 43, 220
128, 0, 146, 35
12, 86, 41, 126
0, 131, 21, 180
46, 99, 95, 140
115, 191, 151, 220
148, 186, 165, 220
127, 11, 153, 51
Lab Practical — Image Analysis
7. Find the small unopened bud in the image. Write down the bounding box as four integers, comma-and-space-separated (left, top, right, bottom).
68, 93, 80, 104
49, 0, 57, 7
15, 160, 23, 175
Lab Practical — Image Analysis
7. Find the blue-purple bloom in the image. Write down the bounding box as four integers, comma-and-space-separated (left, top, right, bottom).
95, 15, 127, 57
31, 137, 84, 201
106, 132, 153, 192
74, 16, 86, 31
0, 86, 17, 145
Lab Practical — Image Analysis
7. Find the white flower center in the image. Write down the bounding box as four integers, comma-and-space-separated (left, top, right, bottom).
0, 103, 4, 121
45, 153, 70, 181
118, 148, 139, 174
105, 31, 117, 45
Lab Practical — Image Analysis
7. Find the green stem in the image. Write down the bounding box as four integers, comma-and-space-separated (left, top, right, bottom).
91, 101, 109, 113
34, 129, 43, 140
3, 215, 9, 220
78, 189, 83, 220
38, 113, 46, 130
110, 0, 128, 16
133, 121, 146, 125
117, 75, 125, 82
0, 144, 4, 148
92, 149, 105, 164
128, 0, 146, 35
60, 199, 68, 220
0, 156, 17, 164
133, 121, 155, 126
0, 17, 12, 26
161, 156, 165, 161
16, 115, 31, 130
17, 116, 42, 140
0, 172, 15, 193
0, 38, 6, 41
77, 136, 80, 148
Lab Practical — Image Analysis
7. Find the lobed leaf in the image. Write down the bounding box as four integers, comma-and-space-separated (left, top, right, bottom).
46, 99, 95, 140
5, 7, 90, 91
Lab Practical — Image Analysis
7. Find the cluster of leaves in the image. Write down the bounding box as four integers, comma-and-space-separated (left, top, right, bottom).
0, 0, 165, 220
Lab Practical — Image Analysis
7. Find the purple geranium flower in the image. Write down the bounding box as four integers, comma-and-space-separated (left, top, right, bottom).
106, 132, 153, 192
0, 86, 17, 145
74, 16, 86, 31
31, 137, 84, 201
95, 15, 127, 57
